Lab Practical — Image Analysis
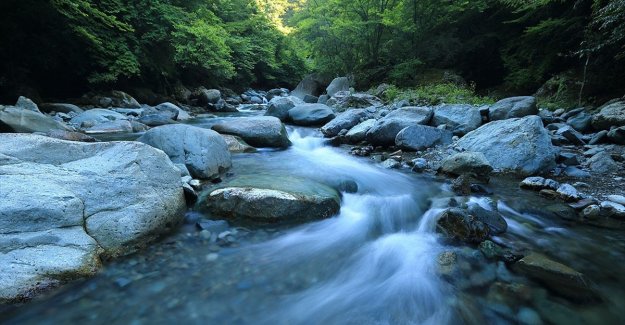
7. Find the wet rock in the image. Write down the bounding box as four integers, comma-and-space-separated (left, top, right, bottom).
70, 109, 127, 128
581, 205, 600, 219
451, 174, 473, 195
513, 252, 597, 301
591, 100, 625, 130
45, 130, 97, 142
556, 126, 586, 145
520, 177, 560, 191
0, 134, 186, 301
366, 106, 433, 146
137, 114, 177, 127
600, 201, 625, 218
439, 152, 493, 178
436, 208, 490, 243
303, 94, 319, 103
220, 134, 256, 153
568, 198, 595, 210
381, 158, 400, 169
457, 116, 557, 175
556, 184, 580, 202
288, 104, 336, 126
138, 124, 232, 179
321, 109, 370, 137
41, 103, 84, 117
517, 307, 543, 325
200, 175, 341, 223
195, 220, 229, 233
467, 203, 508, 234
488, 96, 537, 121
478, 240, 504, 259
411, 158, 428, 172
607, 126, 625, 144
265, 97, 297, 121
0, 105, 73, 133
539, 189, 559, 200
212, 116, 291, 149
395, 125, 453, 151
345, 119, 376, 143
437, 251, 458, 277
432, 104, 482, 135
563, 166, 591, 178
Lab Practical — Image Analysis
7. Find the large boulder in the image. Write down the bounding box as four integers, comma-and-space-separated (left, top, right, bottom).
321, 109, 370, 137
345, 119, 376, 143
82, 90, 141, 108
366, 106, 433, 146
138, 124, 231, 179
395, 125, 453, 151
194, 88, 221, 106
326, 77, 350, 97
199, 175, 340, 223
0, 106, 73, 133
15, 96, 40, 113
212, 116, 291, 149
220, 134, 256, 153
592, 101, 625, 130
432, 104, 482, 135
566, 112, 593, 133
292, 74, 325, 99
84, 120, 133, 134
288, 104, 336, 126
488, 96, 537, 121
0, 134, 186, 302
265, 96, 297, 121
457, 116, 557, 175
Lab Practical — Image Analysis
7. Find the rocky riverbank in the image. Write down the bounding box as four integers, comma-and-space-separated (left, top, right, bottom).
1, 76, 624, 316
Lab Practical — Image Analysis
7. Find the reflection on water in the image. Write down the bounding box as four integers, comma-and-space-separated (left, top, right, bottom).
2, 116, 625, 325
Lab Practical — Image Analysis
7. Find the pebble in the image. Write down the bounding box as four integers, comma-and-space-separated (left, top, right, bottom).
381, 158, 400, 169
411, 158, 428, 172
581, 205, 600, 219
206, 253, 219, 262
189, 179, 201, 189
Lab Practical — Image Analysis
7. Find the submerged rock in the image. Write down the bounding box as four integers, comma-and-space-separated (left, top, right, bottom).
199, 175, 340, 223
212, 116, 290, 149
0, 134, 186, 302
138, 124, 232, 179
514, 253, 597, 301
457, 116, 557, 175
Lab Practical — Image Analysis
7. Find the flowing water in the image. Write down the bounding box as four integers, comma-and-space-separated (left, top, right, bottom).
2, 110, 625, 324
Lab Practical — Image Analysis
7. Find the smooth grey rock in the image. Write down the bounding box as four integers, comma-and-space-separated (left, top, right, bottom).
303, 94, 319, 103
84, 120, 133, 134
588, 130, 609, 145
265, 97, 296, 121
563, 166, 591, 178
457, 116, 557, 175
70, 109, 127, 127
15, 96, 40, 113
0, 134, 185, 301
137, 114, 177, 127
200, 175, 340, 223
381, 158, 401, 169
40, 103, 84, 114
607, 126, 625, 145
556, 184, 580, 202
607, 195, 625, 205
345, 119, 376, 143
557, 152, 579, 166
326, 91, 382, 111
467, 203, 507, 234
582, 205, 601, 219
138, 124, 231, 179
212, 116, 290, 148
0, 106, 73, 133
196, 88, 221, 105
147, 102, 180, 120
321, 109, 369, 137
220, 134, 256, 153
288, 104, 335, 126
326, 77, 350, 97
586, 152, 619, 173
592, 101, 625, 130
366, 106, 433, 146
601, 201, 625, 218
432, 104, 482, 135
292, 74, 323, 99
395, 125, 453, 151
566, 112, 592, 133
489, 96, 537, 121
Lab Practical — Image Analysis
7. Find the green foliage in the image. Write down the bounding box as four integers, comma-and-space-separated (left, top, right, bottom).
382, 84, 495, 106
